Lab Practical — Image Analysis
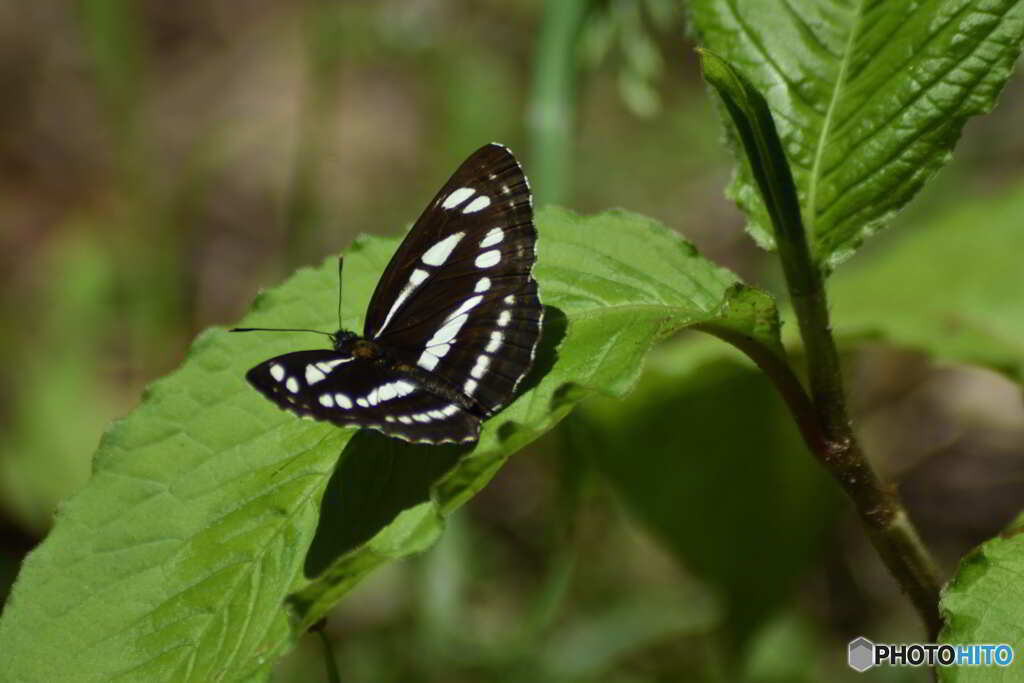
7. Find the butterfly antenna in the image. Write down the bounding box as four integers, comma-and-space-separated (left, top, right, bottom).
336, 256, 345, 331
230, 327, 333, 337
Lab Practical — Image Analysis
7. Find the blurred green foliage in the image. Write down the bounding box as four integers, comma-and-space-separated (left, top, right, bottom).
581, 344, 841, 650
1, 1, 1023, 681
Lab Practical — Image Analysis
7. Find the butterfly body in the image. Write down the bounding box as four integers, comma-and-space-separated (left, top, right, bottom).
242, 144, 542, 444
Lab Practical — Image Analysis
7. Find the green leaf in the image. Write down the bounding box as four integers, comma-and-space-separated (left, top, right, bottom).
698, 49, 817, 301
582, 342, 839, 648
830, 179, 1024, 381
0, 207, 781, 682
939, 512, 1024, 682
688, 0, 1024, 269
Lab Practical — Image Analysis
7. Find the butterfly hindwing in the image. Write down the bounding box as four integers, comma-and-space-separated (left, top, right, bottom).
246, 350, 480, 444
241, 143, 543, 444
364, 143, 542, 416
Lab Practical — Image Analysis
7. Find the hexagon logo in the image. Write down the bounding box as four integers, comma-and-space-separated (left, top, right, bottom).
848, 637, 875, 672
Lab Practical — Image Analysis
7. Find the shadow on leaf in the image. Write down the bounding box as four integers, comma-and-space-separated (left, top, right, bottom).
304, 432, 469, 576
516, 304, 567, 396
304, 304, 567, 576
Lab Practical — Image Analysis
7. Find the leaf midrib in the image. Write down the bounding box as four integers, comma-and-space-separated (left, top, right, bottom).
567, 302, 718, 323
806, 0, 864, 251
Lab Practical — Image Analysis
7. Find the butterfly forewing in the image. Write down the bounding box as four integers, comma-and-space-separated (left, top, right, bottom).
364, 143, 542, 416
246, 350, 480, 443
241, 143, 542, 444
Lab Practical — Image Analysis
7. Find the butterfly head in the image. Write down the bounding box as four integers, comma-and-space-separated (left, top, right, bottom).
330, 329, 358, 351
332, 330, 382, 361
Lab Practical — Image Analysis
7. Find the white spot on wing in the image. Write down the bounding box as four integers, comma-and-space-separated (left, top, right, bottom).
356, 397, 370, 408
378, 383, 397, 402
335, 393, 353, 409
270, 364, 285, 382
464, 378, 478, 395
286, 377, 300, 393
305, 365, 327, 384
417, 289, 484, 370
474, 277, 491, 293
441, 187, 475, 209
368, 387, 380, 406
318, 358, 350, 372
470, 355, 490, 379
319, 394, 334, 407
375, 268, 432, 336
418, 343, 452, 371
442, 404, 459, 416
418, 351, 439, 371
427, 314, 469, 347
475, 249, 501, 268
447, 295, 483, 321
398, 415, 413, 424
421, 232, 465, 266
504, 295, 515, 304
462, 195, 491, 213
485, 331, 504, 353
413, 413, 431, 423
395, 380, 415, 397
480, 228, 504, 248
497, 310, 512, 327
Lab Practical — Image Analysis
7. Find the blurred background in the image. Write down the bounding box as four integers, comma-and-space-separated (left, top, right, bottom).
2, 1, 1024, 681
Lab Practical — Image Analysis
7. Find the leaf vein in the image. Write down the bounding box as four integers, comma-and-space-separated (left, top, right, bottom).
722, 0, 827, 115
815, 8, 1010, 225
817, 0, 1003, 186
806, 0, 863, 239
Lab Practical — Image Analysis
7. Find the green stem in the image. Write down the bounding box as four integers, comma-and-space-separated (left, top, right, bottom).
698, 49, 942, 639
792, 261, 942, 640
311, 618, 342, 683
694, 324, 825, 459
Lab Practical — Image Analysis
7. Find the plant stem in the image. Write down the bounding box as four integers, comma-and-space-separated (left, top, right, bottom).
310, 618, 342, 683
698, 50, 943, 639
791, 262, 942, 640
695, 329, 816, 447
703, 303, 941, 640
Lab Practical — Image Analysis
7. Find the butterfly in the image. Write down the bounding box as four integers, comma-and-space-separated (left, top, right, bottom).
234, 144, 543, 444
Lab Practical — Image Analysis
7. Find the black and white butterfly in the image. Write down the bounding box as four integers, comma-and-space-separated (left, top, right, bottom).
234, 144, 542, 444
